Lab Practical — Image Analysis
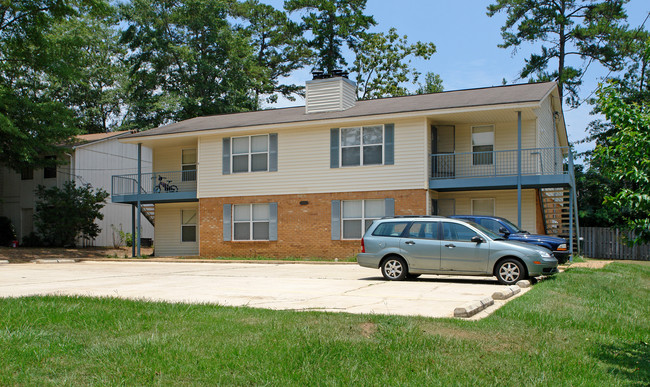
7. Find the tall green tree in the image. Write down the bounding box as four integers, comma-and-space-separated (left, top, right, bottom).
0, 0, 112, 171
120, 0, 264, 131
351, 28, 436, 100
591, 81, 650, 244
415, 72, 444, 95
231, 0, 311, 103
487, 0, 630, 106
284, 0, 375, 74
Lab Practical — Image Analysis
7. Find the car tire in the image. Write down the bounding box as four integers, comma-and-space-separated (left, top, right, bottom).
495, 258, 526, 285
381, 256, 408, 281
406, 273, 421, 280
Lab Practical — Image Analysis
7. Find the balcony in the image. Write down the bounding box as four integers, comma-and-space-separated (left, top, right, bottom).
430, 147, 573, 191
111, 170, 197, 204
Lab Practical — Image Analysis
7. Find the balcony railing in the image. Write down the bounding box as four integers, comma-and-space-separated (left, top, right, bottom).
112, 170, 197, 199
430, 147, 570, 179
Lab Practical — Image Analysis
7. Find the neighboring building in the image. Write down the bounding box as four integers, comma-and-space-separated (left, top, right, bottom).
0, 131, 153, 246
112, 75, 579, 258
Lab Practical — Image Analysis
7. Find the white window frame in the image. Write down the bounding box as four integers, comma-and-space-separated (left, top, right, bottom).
471, 125, 495, 166
339, 125, 384, 167
181, 148, 197, 182
180, 209, 197, 243
341, 199, 384, 240
471, 198, 495, 216
231, 134, 269, 173
232, 203, 270, 241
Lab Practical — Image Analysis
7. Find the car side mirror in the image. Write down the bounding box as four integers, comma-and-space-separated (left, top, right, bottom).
499, 227, 510, 235
471, 236, 485, 243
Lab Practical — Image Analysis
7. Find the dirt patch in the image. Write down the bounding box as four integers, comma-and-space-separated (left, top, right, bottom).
359, 322, 377, 338
567, 260, 614, 269
0, 246, 153, 263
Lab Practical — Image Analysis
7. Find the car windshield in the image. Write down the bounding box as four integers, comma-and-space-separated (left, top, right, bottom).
500, 217, 526, 233
460, 220, 504, 240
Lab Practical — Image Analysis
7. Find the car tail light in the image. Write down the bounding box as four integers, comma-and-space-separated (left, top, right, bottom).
361, 237, 365, 253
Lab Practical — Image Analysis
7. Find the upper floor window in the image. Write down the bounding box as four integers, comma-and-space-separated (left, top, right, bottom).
340, 125, 383, 167
232, 135, 268, 173
181, 149, 197, 182
44, 156, 56, 179
472, 125, 494, 165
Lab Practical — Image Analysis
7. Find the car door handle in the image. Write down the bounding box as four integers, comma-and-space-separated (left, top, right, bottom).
405, 241, 415, 245
445, 243, 456, 248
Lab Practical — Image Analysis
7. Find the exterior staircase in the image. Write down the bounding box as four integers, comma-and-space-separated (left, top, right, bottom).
140, 204, 155, 226
539, 187, 577, 247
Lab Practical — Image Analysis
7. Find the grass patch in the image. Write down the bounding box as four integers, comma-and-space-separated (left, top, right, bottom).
0, 263, 648, 385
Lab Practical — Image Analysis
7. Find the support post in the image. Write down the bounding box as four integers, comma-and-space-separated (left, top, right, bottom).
131, 205, 136, 257
137, 143, 142, 257
517, 111, 522, 228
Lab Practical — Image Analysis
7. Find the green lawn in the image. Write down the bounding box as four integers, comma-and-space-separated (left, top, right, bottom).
1, 263, 648, 386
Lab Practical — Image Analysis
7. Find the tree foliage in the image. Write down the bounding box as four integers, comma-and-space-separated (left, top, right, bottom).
0, 0, 113, 171
119, 0, 265, 131
352, 28, 436, 100
284, 0, 375, 74
591, 82, 650, 244
416, 72, 445, 95
487, 0, 630, 106
34, 181, 109, 247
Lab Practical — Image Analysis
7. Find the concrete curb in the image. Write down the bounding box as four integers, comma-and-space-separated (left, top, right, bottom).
33, 259, 77, 264
516, 279, 532, 288
454, 296, 494, 318
0, 260, 9, 264
492, 285, 521, 300
78, 258, 357, 265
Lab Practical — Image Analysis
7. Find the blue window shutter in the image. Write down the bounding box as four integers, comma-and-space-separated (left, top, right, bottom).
331, 200, 341, 240
330, 128, 340, 168
222, 138, 231, 175
385, 198, 395, 217
384, 124, 394, 165
269, 133, 278, 172
223, 204, 231, 241
269, 202, 278, 241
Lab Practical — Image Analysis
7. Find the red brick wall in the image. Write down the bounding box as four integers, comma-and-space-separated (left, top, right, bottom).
199, 189, 427, 259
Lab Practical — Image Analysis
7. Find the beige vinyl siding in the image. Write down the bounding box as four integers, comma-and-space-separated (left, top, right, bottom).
535, 96, 563, 174
153, 144, 198, 193
198, 117, 427, 198
154, 202, 199, 257
437, 189, 539, 233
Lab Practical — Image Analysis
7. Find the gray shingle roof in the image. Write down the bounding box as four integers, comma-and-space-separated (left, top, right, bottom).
125, 82, 556, 139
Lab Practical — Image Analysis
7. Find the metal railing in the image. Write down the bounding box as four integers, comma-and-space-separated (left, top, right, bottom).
430, 147, 569, 179
112, 170, 197, 197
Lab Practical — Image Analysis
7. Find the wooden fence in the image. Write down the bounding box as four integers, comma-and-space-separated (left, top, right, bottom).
581, 227, 650, 260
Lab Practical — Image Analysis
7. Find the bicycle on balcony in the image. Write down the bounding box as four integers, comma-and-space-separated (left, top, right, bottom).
153, 175, 178, 193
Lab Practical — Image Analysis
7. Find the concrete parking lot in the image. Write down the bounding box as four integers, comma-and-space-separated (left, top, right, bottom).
0, 261, 523, 318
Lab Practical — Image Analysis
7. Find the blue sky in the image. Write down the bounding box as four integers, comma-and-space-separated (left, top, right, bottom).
260, 0, 649, 158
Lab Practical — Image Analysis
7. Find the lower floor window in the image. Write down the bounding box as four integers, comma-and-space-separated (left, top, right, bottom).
233, 203, 270, 240
181, 210, 197, 242
342, 199, 385, 239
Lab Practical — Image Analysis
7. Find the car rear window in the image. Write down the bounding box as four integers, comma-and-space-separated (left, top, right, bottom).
405, 221, 439, 239
372, 222, 409, 237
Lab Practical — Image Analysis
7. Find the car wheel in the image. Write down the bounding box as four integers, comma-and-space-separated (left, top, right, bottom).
381, 256, 408, 281
496, 259, 526, 285
406, 273, 421, 280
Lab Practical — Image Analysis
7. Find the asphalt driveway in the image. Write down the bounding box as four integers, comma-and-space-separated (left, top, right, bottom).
0, 261, 521, 318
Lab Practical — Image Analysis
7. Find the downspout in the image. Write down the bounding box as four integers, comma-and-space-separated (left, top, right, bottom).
137, 143, 142, 257
517, 111, 522, 228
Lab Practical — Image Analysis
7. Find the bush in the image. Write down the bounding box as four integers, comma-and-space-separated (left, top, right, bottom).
22, 232, 44, 247
0, 216, 17, 246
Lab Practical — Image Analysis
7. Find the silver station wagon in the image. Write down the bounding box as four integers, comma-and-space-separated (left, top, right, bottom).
357, 216, 559, 285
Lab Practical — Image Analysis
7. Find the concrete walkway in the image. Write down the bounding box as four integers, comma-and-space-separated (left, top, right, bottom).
0, 261, 521, 318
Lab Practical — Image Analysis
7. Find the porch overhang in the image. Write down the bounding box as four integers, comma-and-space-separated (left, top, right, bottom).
429, 174, 572, 192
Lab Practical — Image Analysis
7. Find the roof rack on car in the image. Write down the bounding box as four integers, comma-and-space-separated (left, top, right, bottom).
380, 215, 445, 219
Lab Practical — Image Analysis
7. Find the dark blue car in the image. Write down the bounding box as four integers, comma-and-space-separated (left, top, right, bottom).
450, 215, 570, 264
